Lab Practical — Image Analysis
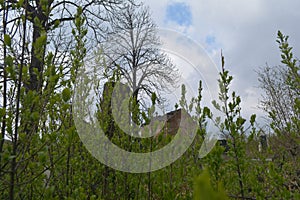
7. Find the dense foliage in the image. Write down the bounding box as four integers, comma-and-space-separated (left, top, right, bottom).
0, 0, 299, 199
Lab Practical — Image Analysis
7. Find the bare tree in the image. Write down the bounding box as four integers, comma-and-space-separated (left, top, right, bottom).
0, 0, 123, 92
102, 2, 179, 110
258, 65, 297, 132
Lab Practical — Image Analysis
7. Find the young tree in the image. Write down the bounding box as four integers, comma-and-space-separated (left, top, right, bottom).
0, 0, 123, 199
204, 54, 257, 199
258, 31, 300, 197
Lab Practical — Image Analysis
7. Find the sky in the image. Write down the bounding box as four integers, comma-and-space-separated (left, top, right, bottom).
143, 0, 300, 125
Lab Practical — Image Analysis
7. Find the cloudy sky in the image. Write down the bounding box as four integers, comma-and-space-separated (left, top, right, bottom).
143, 0, 300, 124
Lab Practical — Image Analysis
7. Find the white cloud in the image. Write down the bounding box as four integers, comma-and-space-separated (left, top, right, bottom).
144, 0, 300, 124
157, 29, 219, 112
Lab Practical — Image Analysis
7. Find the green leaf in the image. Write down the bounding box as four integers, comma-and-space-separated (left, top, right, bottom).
203, 106, 212, 118
35, 34, 47, 46
194, 169, 228, 200
7, 66, 16, 80
4, 34, 11, 46
53, 19, 60, 28
16, 0, 24, 8
31, 112, 40, 121
62, 88, 71, 102
0, 108, 5, 118
250, 114, 256, 125
4, 55, 14, 67
236, 117, 246, 127
212, 100, 220, 111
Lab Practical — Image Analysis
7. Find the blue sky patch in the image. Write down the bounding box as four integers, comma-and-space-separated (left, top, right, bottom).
205, 35, 216, 46
205, 35, 221, 53
165, 2, 192, 26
